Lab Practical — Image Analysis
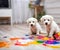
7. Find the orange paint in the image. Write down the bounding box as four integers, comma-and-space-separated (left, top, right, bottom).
0, 41, 9, 48
10, 38, 20, 41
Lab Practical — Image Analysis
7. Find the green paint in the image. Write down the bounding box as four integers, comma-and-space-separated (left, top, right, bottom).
37, 40, 44, 43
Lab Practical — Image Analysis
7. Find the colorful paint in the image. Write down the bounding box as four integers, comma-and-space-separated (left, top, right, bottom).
0, 32, 60, 48
14, 34, 60, 48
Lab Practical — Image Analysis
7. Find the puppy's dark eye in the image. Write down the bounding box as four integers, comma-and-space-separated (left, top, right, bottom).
48, 19, 50, 21
33, 21, 34, 23
44, 19, 46, 21
29, 21, 31, 23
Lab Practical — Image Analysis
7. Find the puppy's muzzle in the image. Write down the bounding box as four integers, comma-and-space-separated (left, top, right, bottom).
45, 23, 48, 25
31, 24, 33, 26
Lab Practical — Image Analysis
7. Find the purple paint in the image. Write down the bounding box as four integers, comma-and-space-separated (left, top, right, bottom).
45, 40, 60, 44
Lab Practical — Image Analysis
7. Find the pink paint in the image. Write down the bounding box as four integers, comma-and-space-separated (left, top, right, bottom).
15, 40, 21, 45
37, 35, 44, 39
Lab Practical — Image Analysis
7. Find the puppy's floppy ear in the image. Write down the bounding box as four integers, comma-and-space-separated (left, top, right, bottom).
40, 17, 43, 22
34, 18, 38, 22
26, 19, 29, 23
51, 16, 53, 21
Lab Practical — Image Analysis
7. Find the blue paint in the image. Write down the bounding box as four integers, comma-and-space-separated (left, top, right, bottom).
25, 34, 29, 36
3, 36, 7, 38
29, 36, 34, 39
45, 40, 60, 44
25, 34, 34, 39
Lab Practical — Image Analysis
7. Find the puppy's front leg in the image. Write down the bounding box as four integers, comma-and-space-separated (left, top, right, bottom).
28, 27, 32, 35
36, 29, 40, 35
29, 29, 32, 35
49, 29, 54, 37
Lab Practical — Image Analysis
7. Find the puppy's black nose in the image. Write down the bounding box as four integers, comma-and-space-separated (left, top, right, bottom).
31, 24, 33, 26
45, 23, 48, 25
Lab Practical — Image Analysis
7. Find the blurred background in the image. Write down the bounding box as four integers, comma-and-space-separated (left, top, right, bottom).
0, 0, 60, 25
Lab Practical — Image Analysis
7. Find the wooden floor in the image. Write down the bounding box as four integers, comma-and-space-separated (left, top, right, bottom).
0, 24, 29, 38
0, 23, 60, 38
0, 24, 60, 50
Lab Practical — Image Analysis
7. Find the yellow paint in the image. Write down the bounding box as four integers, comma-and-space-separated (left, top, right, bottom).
49, 46, 60, 48
46, 44, 60, 48
18, 43, 29, 46
28, 40, 39, 45
42, 37, 49, 41
58, 32, 60, 36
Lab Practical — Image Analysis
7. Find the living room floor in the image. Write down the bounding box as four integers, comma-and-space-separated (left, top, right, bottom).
0, 24, 29, 37
0, 24, 60, 50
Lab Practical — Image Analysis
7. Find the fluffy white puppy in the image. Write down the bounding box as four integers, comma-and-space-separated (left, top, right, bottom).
40, 15, 60, 38
27, 17, 43, 35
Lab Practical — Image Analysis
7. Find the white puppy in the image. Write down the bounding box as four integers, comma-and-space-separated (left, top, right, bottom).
40, 15, 60, 37
27, 17, 43, 35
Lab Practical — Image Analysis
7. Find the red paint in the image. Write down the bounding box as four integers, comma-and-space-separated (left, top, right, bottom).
43, 44, 47, 46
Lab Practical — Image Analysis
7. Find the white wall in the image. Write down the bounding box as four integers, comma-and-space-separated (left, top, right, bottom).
12, 0, 33, 23
44, 0, 60, 24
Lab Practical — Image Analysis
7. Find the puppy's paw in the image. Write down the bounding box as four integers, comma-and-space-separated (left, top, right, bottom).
36, 33, 40, 36
49, 35, 52, 37
46, 35, 51, 38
